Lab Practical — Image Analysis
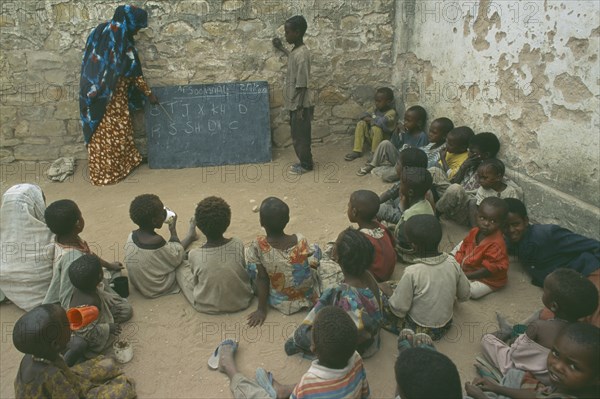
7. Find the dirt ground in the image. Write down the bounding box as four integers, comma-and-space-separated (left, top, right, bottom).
0, 136, 542, 398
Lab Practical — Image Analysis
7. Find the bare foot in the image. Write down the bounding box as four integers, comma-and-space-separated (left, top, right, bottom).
218, 343, 238, 379
272, 378, 296, 399
414, 333, 434, 348
496, 312, 513, 334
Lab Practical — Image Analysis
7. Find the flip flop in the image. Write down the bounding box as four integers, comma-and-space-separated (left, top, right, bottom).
345, 152, 362, 161
475, 356, 503, 382
356, 165, 373, 176
397, 328, 415, 352
414, 333, 436, 351
207, 339, 238, 370
255, 367, 277, 399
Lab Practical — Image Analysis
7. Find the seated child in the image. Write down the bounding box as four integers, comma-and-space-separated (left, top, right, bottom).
382, 215, 470, 340
345, 87, 397, 161
377, 147, 429, 225
434, 126, 474, 180
480, 269, 598, 385
176, 197, 253, 314
213, 306, 370, 399
357, 117, 453, 177
285, 228, 383, 359
454, 197, 509, 299
42, 199, 123, 308
394, 167, 435, 261
347, 190, 396, 282
125, 194, 198, 298
395, 334, 463, 399
434, 132, 500, 225
246, 197, 321, 326
66, 254, 133, 364
505, 198, 600, 327
466, 322, 600, 399
13, 303, 135, 398
467, 159, 523, 226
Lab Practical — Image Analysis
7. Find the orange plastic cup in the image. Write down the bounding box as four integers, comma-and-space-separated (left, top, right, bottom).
67, 306, 99, 330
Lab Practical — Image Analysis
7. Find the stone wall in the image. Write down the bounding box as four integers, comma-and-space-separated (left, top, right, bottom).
391, 0, 599, 238
0, 0, 394, 161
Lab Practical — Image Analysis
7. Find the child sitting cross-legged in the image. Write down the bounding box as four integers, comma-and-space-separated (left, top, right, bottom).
467, 159, 523, 226
42, 199, 123, 308
479, 269, 599, 386
394, 167, 435, 262
381, 215, 470, 340
347, 190, 396, 282
246, 197, 321, 326
66, 255, 133, 365
285, 228, 383, 359
454, 196, 509, 299
125, 194, 198, 298
176, 196, 253, 314
212, 305, 370, 399
466, 322, 600, 399
13, 303, 135, 398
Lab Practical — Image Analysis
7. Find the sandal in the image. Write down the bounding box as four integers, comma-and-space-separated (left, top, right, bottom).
344, 152, 362, 161
414, 333, 436, 350
255, 368, 277, 399
207, 339, 238, 370
397, 328, 415, 353
356, 165, 374, 176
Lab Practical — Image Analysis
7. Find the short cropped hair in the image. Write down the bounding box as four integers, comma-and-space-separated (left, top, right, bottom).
470, 132, 500, 157
259, 197, 290, 233
433, 117, 454, 135
195, 196, 231, 239
45, 199, 79, 235
335, 228, 374, 278
404, 214, 442, 254
505, 198, 528, 219
401, 167, 433, 198
312, 306, 358, 369
478, 158, 506, 176
447, 126, 475, 147
546, 269, 599, 321
129, 194, 163, 228
69, 254, 102, 292
13, 304, 67, 357
406, 105, 427, 126
395, 348, 463, 399
376, 87, 394, 102
559, 323, 600, 370
285, 15, 307, 36
350, 190, 380, 221
479, 197, 509, 220
397, 147, 428, 168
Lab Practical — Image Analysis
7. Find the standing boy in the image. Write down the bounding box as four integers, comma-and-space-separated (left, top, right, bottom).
273, 16, 314, 175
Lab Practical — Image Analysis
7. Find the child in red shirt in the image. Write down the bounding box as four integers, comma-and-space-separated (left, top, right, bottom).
347, 190, 396, 281
454, 197, 509, 299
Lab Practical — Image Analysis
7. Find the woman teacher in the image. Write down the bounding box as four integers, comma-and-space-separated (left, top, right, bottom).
79, 5, 159, 186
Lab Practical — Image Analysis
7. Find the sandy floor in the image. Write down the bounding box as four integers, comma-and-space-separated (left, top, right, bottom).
0, 136, 542, 398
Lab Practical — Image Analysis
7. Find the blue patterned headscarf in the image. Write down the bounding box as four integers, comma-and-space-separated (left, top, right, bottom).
79, 5, 148, 144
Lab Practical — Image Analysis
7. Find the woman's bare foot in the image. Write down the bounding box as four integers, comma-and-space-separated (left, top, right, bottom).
272, 377, 296, 399
218, 343, 238, 379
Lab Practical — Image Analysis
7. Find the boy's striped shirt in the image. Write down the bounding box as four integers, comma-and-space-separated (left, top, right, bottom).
291, 352, 370, 399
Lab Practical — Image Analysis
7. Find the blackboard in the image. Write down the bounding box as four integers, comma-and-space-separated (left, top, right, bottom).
144, 81, 272, 169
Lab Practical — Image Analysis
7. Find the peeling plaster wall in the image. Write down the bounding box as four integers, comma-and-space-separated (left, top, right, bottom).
0, 0, 394, 161
392, 0, 599, 237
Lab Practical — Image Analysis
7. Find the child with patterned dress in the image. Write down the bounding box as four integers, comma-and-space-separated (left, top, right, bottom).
285, 228, 383, 359
42, 200, 123, 309
246, 197, 321, 326
382, 215, 470, 340
454, 197, 510, 299
125, 194, 198, 298
176, 197, 253, 314
13, 304, 135, 398
345, 87, 397, 161
347, 190, 396, 282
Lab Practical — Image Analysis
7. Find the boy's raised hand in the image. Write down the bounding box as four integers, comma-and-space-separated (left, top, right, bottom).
272, 37, 284, 50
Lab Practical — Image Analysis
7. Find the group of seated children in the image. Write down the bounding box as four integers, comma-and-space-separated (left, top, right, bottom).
8, 89, 600, 398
